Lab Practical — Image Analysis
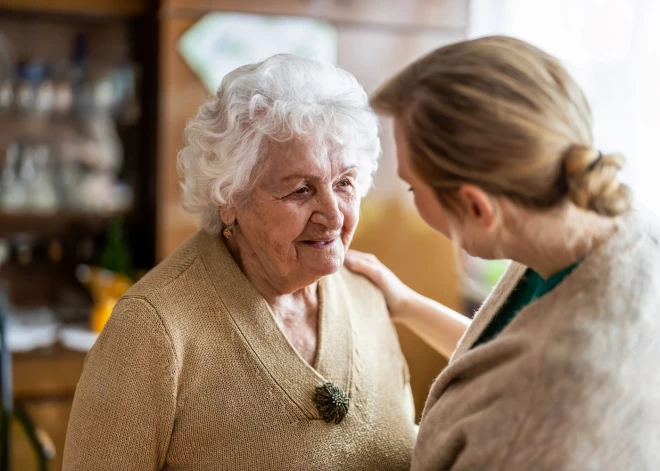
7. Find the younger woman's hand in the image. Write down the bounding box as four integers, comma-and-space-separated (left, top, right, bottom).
344, 250, 413, 320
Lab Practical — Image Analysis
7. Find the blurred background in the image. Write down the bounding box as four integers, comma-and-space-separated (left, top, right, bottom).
0, 0, 657, 469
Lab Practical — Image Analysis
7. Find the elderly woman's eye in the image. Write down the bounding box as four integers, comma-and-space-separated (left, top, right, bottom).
338, 180, 352, 188
294, 186, 310, 195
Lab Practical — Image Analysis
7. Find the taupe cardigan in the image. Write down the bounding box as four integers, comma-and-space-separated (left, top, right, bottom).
63, 230, 416, 470
413, 209, 660, 470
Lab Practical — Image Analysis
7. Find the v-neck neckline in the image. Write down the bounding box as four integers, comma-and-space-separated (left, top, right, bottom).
262, 279, 328, 372
197, 230, 354, 420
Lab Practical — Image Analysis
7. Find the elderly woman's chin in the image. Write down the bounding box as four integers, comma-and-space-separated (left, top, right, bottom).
298, 238, 347, 278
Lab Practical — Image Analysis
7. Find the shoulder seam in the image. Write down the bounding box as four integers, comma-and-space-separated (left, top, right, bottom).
134, 251, 200, 299
117, 295, 182, 370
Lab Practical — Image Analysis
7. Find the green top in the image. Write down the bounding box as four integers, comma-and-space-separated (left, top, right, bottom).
472, 263, 579, 348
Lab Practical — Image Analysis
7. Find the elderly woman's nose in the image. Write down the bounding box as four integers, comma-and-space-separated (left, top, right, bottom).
310, 191, 344, 230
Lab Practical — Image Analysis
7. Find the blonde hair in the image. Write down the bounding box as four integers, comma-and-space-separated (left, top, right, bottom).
371, 36, 631, 217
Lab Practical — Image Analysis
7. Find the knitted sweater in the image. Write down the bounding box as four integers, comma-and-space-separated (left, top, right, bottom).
63, 230, 416, 470
413, 209, 660, 470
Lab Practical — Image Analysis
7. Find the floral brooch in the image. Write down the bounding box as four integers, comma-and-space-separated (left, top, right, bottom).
313, 382, 349, 424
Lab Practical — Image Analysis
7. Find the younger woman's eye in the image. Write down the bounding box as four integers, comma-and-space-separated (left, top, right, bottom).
408, 187, 415, 192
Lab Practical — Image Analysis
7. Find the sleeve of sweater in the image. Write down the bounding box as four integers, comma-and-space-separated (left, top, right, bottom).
63, 297, 178, 471
412, 333, 577, 471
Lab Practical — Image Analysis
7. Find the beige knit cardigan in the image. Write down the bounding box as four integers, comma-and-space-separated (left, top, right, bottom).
63, 230, 416, 470
413, 209, 660, 470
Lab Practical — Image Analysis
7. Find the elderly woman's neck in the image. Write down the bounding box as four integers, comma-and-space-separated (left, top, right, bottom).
225, 234, 320, 365
225, 236, 320, 307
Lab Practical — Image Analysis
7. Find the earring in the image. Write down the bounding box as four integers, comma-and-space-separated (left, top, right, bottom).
222, 227, 233, 239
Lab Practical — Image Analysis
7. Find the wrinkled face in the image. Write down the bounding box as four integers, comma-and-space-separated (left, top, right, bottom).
233, 139, 361, 290
393, 119, 452, 237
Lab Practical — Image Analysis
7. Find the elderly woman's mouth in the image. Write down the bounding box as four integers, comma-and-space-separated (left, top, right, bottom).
302, 239, 337, 248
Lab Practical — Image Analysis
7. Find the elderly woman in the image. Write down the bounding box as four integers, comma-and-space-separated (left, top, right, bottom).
62, 55, 416, 470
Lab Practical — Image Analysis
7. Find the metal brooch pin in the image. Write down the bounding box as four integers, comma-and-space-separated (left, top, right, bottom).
313, 382, 349, 424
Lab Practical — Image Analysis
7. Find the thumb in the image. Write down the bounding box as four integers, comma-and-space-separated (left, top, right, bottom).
344, 250, 362, 269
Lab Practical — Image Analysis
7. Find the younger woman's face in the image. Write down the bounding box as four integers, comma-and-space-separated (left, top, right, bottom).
392, 118, 501, 259
393, 119, 452, 237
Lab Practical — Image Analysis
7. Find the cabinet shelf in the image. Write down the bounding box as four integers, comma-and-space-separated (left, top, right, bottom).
0, 211, 125, 238
0, 0, 148, 17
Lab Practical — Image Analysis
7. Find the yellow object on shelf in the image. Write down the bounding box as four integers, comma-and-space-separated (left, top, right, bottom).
76, 265, 133, 333
90, 297, 118, 333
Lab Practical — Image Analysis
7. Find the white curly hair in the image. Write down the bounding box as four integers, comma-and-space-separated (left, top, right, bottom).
177, 54, 381, 235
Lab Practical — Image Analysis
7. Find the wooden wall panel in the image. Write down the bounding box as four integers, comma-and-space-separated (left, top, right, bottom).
337, 26, 463, 199
157, 17, 207, 259
161, 0, 469, 30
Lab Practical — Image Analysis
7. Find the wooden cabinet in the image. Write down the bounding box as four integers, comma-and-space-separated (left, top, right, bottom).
11, 347, 87, 471
0, 3, 156, 469
157, 0, 468, 415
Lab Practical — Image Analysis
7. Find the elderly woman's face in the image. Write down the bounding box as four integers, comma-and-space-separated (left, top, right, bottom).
233, 139, 361, 290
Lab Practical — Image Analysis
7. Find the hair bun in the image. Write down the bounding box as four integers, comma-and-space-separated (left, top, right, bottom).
562, 145, 631, 216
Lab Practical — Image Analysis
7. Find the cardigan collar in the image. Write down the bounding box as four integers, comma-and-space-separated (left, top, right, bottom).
196, 230, 354, 420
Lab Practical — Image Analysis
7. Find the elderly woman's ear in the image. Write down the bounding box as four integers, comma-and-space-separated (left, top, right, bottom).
219, 206, 237, 228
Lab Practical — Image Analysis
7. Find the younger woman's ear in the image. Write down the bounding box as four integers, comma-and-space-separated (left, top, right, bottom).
457, 185, 496, 230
